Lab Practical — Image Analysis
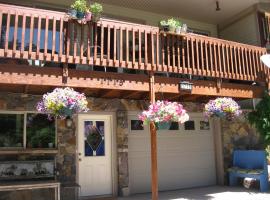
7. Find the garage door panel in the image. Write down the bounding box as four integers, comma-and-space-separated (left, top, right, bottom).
128, 113, 216, 194
158, 152, 215, 170
159, 168, 216, 191
157, 135, 214, 151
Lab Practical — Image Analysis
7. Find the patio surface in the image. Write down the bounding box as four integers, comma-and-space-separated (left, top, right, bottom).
117, 186, 270, 200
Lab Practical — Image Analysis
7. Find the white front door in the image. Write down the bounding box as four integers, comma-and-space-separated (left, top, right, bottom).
78, 115, 112, 197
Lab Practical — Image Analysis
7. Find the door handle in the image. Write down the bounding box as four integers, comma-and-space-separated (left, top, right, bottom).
79, 158, 82, 161
78, 152, 82, 156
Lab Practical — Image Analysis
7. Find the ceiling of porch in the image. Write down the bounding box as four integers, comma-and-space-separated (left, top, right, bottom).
0, 0, 268, 24
95, 0, 266, 24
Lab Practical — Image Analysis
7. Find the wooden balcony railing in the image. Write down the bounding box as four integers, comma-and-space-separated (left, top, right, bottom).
0, 3, 268, 83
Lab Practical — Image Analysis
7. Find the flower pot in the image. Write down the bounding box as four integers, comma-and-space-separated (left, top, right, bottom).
92, 14, 101, 22
76, 11, 85, 19
48, 143, 54, 148
176, 26, 181, 34
68, 9, 77, 18
169, 26, 176, 33
85, 12, 92, 21
156, 122, 171, 130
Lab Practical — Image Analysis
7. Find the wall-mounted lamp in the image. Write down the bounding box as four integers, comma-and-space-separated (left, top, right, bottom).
66, 117, 73, 128
179, 81, 193, 92
261, 54, 270, 68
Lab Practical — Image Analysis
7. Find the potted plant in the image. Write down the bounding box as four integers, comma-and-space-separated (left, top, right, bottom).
160, 20, 169, 32
203, 97, 242, 120
175, 21, 182, 34
138, 100, 189, 130
85, 7, 92, 21
36, 87, 89, 119
90, 2, 103, 22
70, 0, 88, 19
167, 18, 179, 33
68, 8, 77, 19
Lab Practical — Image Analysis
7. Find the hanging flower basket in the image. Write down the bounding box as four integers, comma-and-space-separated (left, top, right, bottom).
156, 121, 172, 130
203, 97, 242, 120
36, 87, 89, 119
138, 100, 189, 130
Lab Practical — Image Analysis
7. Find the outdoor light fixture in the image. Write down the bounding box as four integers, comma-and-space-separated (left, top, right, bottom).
179, 81, 193, 92
260, 54, 270, 68
66, 117, 73, 128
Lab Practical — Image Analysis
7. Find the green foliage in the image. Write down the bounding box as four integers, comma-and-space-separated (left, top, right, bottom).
90, 2, 103, 14
71, 0, 88, 13
167, 18, 182, 28
160, 20, 168, 27
160, 18, 182, 28
248, 92, 270, 146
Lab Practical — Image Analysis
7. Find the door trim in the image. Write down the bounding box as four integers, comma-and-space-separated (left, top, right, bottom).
76, 112, 117, 197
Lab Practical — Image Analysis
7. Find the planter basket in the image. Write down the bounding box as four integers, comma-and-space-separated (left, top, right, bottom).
156, 122, 171, 130
138, 100, 189, 130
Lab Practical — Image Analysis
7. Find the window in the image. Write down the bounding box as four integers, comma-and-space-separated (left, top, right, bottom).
169, 122, 179, 130
131, 120, 144, 130
26, 113, 56, 148
0, 113, 24, 148
200, 121, 210, 130
184, 120, 195, 130
0, 112, 56, 149
85, 121, 105, 156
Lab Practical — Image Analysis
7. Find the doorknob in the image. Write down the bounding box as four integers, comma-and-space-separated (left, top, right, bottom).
79, 158, 82, 161
78, 152, 82, 156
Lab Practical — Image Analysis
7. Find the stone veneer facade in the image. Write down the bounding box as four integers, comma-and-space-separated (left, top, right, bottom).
0, 92, 263, 199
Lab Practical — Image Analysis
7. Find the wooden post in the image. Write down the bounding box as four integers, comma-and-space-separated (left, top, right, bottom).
212, 118, 224, 185
149, 72, 158, 200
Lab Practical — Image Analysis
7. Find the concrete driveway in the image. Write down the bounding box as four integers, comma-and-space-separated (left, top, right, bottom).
118, 186, 270, 200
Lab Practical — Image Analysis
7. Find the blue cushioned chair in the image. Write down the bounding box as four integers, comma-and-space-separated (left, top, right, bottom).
228, 150, 269, 192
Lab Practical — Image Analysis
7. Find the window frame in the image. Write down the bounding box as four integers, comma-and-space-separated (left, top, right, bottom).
0, 110, 57, 150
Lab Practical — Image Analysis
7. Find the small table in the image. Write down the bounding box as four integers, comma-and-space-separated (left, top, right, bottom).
0, 180, 60, 200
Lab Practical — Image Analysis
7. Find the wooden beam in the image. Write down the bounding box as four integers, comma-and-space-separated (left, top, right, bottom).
0, 64, 265, 99
122, 91, 142, 99
100, 90, 118, 98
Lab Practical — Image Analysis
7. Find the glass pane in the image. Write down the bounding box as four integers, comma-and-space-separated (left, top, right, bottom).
169, 122, 179, 130
200, 121, 210, 130
84, 121, 105, 156
0, 114, 24, 148
184, 121, 195, 130
26, 113, 56, 148
131, 120, 144, 130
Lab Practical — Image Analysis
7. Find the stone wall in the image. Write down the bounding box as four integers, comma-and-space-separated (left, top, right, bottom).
0, 92, 264, 198
221, 112, 263, 184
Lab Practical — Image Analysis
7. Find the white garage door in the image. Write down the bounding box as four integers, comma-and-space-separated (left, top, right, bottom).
128, 113, 216, 194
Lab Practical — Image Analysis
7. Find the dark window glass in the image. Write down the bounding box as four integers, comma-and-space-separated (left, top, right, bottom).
169, 122, 179, 130
200, 121, 210, 130
131, 120, 144, 130
85, 121, 105, 156
184, 121, 195, 130
0, 114, 24, 148
26, 113, 55, 148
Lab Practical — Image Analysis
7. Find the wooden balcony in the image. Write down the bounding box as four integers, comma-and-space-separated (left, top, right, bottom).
0, 3, 268, 100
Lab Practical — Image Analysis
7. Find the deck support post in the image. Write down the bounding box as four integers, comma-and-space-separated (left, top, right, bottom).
149, 72, 158, 200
